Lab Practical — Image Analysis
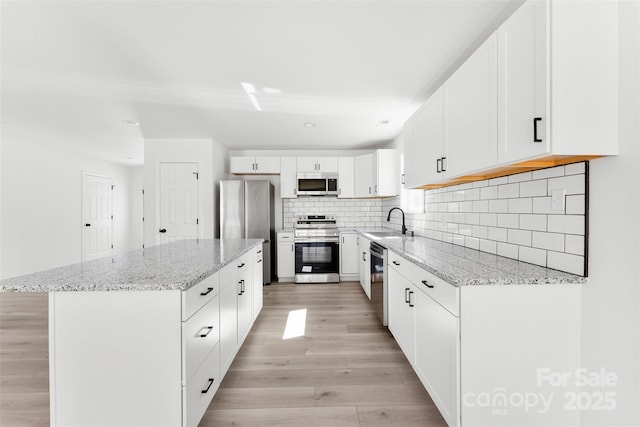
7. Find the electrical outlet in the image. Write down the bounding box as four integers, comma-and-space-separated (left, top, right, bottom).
551, 189, 566, 212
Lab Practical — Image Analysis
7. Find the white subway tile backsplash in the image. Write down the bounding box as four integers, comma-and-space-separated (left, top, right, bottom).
473, 200, 489, 213
532, 231, 565, 252
479, 239, 497, 254
473, 180, 489, 188
465, 213, 480, 225
508, 198, 533, 214
497, 213, 519, 228
489, 176, 509, 186
488, 227, 508, 242
452, 235, 466, 246
519, 246, 547, 266
508, 172, 532, 183
565, 235, 585, 256
459, 224, 473, 236
519, 214, 547, 231
520, 180, 547, 197
489, 199, 509, 213
548, 215, 585, 235
547, 251, 584, 276
454, 190, 466, 201
532, 197, 554, 214
472, 225, 488, 239
480, 186, 498, 200
564, 162, 586, 175
460, 201, 474, 212
508, 229, 532, 246
498, 183, 520, 199
497, 242, 519, 259
532, 166, 565, 180
465, 237, 480, 250
465, 188, 480, 201
479, 213, 498, 227
566, 195, 585, 215
547, 174, 585, 196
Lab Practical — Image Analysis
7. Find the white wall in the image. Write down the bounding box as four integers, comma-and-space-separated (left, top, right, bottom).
144, 138, 227, 246
0, 135, 139, 279
581, 2, 640, 425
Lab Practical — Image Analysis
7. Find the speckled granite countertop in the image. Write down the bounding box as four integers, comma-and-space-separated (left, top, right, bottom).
357, 228, 586, 286
0, 239, 263, 292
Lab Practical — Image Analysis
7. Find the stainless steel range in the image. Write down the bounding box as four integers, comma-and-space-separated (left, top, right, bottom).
294, 215, 340, 283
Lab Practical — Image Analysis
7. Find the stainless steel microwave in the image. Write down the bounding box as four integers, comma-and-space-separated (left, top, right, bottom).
296, 173, 339, 196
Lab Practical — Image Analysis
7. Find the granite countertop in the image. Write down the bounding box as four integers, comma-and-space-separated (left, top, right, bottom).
357, 228, 586, 286
0, 239, 263, 292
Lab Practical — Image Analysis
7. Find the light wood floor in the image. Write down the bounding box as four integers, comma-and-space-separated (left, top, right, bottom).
0, 282, 447, 427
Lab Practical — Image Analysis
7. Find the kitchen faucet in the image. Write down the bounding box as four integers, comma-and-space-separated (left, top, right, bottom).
387, 207, 407, 235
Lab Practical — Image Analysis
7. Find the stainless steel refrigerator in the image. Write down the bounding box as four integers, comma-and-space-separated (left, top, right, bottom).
220, 180, 275, 284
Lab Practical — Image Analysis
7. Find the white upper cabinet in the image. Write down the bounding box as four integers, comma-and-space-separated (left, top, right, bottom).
408, 88, 446, 188
296, 157, 338, 173
497, 0, 619, 164
403, 0, 618, 188
373, 149, 400, 197
337, 157, 355, 198
280, 157, 297, 198
354, 154, 373, 198
230, 156, 280, 174
445, 32, 498, 177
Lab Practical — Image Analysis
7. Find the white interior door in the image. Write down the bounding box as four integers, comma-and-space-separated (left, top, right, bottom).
159, 162, 199, 245
82, 173, 113, 261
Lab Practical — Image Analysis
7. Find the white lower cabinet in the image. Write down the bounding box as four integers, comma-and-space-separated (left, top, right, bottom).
253, 246, 264, 316
277, 231, 295, 281
387, 250, 580, 427
183, 343, 220, 427
339, 232, 358, 278
357, 235, 371, 298
387, 267, 415, 363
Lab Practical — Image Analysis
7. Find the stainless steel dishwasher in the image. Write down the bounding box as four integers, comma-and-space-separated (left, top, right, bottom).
369, 241, 387, 326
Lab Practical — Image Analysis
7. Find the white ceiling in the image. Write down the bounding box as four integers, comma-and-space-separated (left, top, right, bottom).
1, 0, 523, 165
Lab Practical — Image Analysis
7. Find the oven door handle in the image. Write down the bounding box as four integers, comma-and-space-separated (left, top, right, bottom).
295, 238, 340, 243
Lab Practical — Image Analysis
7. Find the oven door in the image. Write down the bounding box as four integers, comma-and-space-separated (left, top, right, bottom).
294, 240, 340, 283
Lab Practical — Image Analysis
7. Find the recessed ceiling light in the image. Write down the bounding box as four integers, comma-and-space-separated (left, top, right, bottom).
304, 122, 316, 128
123, 120, 140, 126
377, 120, 390, 127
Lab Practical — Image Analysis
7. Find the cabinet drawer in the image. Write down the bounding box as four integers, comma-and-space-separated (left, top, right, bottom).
221, 252, 251, 289
182, 272, 219, 321
183, 295, 220, 384
277, 232, 294, 242
387, 251, 412, 279
183, 344, 220, 427
412, 268, 459, 316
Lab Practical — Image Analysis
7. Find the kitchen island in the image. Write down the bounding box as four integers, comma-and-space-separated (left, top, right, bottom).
0, 238, 264, 427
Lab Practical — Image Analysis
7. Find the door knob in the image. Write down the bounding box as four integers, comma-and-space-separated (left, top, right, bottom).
85, 223, 91, 227
159, 228, 167, 233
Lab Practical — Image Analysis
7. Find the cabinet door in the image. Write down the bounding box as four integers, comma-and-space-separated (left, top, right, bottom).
374, 149, 399, 197
237, 269, 253, 343
340, 233, 358, 275
337, 157, 355, 198
446, 32, 498, 177
402, 118, 417, 189
387, 268, 415, 364
413, 88, 445, 186
357, 236, 371, 298
230, 157, 256, 174
354, 154, 373, 197
497, 0, 548, 164
280, 157, 297, 198
277, 241, 295, 280
252, 250, 264, 319
254, 157, 280, 174
219, 282, 238, 376
296, 157, 317, 172
414, 290, 459, 427
317, 157, 338, 173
